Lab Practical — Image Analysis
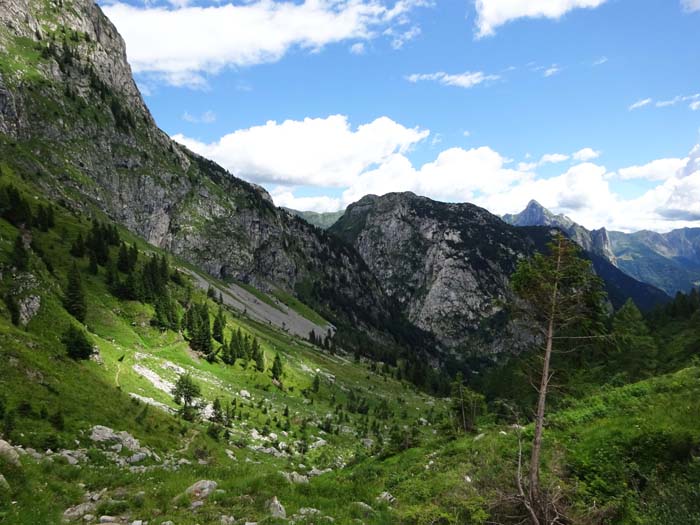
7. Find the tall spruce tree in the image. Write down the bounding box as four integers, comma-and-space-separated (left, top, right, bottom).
117, 242, 131, 273
64, 263, 87, 322
213, 305, 226, 344
612, 299, 658, 380
252, 338, 265, 372
11, 234, 29, 271
271, 353, 284, 381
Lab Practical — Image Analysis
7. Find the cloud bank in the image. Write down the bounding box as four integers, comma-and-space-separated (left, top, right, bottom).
104, 0, 428, 87
173, 115, 700, 232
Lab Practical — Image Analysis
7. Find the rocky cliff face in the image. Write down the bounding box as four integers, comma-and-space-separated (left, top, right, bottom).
503, 200, 617, 264
0, 0, 402, 347
330, 192, 532, 350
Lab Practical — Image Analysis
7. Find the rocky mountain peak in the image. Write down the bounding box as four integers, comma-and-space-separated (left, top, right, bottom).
0, 0, 152, 133
331, 192, 532, 350
503, 201, 615, 265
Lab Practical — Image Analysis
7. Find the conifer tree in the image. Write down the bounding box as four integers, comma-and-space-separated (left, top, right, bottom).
62, 324, 93, 359
106, 258, 118, 287
172, 373, 201, 421
272, 353, 283, 381
511, 233, 606, 522
117, 242, 131, 273
70, 232, 85, 257
4, 293, 20, 326
612, 299, 658, 380
449, 372, 485, 434
88, 250, 99, 275
64, 263, 87, 322
211, 397, 223, 423
11, 234, 29, 271
129, 244, 138, 269
213, 305, 226, 344
253, 338, 265, 372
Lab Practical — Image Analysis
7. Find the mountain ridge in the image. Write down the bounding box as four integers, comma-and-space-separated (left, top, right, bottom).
503, 200, 700, 295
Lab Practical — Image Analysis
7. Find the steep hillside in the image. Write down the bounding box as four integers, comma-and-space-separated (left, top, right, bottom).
0, 0, 419, 359
0, 167, 447, 524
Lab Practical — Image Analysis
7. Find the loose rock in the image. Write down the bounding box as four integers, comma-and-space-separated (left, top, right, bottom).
185, 479, 218, 499
268, 496, 286, 519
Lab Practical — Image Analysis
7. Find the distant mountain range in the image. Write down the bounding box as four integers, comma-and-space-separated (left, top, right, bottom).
503, 201, 700, 295
283, 208, 345, 229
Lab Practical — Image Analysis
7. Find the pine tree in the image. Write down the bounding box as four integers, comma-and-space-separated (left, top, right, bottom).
612, 299, 658, 380
449, 372, 485, 434
271, 353, 284, 381
172, 373, 201, 421
213, 305, 226, 344
129, 244, 138, 269
11, 234, 29, 271
312, 374, 321, 393
211, 397, 223, 423
88, 250, 99, 275
186, 302, 213, 355
106, 258, 118, 287
70, 232, 85, 257
117, 242, 131, 273
253, 338, 265, 372
62, 324, 93, 359
64, 263, 87, 322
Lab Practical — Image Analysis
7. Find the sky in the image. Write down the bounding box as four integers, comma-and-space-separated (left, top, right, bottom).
99, 0, 700, 233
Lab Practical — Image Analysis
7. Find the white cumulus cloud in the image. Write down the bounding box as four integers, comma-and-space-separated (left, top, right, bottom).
173, 114, 429, 187
474, 0, 608, 38
572, 148, 601, 161
104, 0, 427, 87
271, 188, 343, 213
618, 157, 688, 181
173, 113, 700, 232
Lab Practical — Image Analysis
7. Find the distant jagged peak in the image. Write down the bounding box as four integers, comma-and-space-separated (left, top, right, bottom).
503, 200, 617, 265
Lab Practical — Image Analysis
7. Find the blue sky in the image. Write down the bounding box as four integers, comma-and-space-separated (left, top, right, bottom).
101, 0, 700, 232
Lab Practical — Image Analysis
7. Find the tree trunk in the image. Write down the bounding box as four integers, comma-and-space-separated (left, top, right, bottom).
528, 237, 563, 512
